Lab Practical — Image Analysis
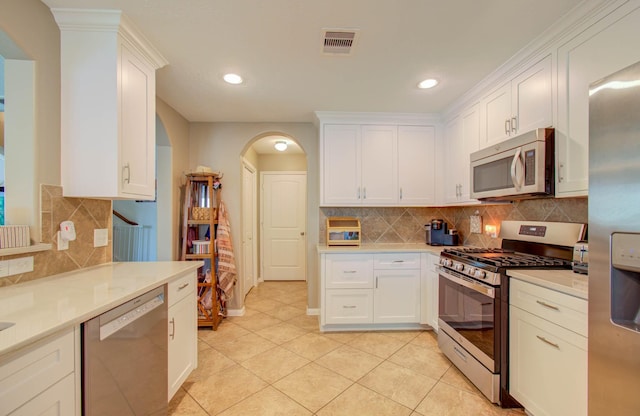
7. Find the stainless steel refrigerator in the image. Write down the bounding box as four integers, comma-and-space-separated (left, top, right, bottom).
589, 60, 640, 415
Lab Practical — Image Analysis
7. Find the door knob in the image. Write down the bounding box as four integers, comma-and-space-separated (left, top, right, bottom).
300, 232, 305, 236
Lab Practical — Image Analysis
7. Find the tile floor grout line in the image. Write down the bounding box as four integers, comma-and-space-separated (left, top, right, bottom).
171, 281, 523, 415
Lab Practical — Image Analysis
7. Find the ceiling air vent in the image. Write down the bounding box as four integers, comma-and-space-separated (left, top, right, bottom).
322, 29, 359, 55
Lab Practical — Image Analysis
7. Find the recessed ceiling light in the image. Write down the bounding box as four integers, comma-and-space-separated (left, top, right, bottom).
418, 78, 438, 89
274, 140, 288, 151
223, 73, 243, 84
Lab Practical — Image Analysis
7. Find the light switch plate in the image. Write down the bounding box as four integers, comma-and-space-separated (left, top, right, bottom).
470, 215, 483, 234
94, 229, 109, 247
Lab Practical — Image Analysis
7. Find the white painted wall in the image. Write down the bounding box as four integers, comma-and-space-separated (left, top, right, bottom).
189, 122, 320, 309
0, 0, 61, 242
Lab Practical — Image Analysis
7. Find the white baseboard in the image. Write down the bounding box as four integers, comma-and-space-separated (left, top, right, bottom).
306, 308, 320, 316
226, 306, 246, 317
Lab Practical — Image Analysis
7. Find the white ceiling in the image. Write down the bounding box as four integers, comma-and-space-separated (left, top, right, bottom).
41, 0, 584, 123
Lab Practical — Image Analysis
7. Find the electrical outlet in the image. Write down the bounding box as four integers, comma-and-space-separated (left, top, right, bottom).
0, 260, 9, 277
8, 256, 34, 275
57, 231, 69, 250
94, 229, 109, 247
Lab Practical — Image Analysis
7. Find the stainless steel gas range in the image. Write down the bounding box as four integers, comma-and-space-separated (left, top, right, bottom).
437, 220, 587, 407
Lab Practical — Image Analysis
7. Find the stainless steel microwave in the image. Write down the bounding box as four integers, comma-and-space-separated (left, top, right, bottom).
470, 128, 554, 201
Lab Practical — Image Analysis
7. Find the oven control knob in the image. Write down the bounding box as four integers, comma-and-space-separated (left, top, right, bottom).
454, 263, 465, 272
468, 267, 476, 276
475, 270, 486, 279
440, 258, 453, 267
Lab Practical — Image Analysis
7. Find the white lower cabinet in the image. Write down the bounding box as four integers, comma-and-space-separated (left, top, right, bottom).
509, 279, 587, 416
421, 252, 439, 331
374, 268, 420, 324
8, 373, 76, 416
321, 251, 423, 330
0, 327, 78, 416
168, 271, 198, 400
325, 289, 374, 324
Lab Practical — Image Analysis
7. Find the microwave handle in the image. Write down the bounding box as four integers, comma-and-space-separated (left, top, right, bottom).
510, 147, 524, 191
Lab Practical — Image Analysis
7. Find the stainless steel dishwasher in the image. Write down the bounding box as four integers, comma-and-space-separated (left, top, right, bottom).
83, 285, 168, 415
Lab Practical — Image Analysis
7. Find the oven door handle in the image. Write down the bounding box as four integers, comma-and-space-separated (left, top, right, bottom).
438, 266, 495, 298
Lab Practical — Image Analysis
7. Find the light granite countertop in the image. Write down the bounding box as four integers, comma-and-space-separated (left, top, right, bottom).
316, 243, 456, 255
0, 261, 202, 357
507, 268, 588, 300
317, 244, 588, 300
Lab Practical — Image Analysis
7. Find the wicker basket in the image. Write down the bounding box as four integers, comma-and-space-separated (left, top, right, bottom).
192, 207, 215, 220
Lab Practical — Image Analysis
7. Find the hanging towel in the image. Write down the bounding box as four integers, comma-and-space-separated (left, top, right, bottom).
216, 200, 237, 300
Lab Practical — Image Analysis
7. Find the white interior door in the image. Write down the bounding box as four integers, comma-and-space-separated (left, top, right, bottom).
261, 172, 306, 281
242, 161, 257, 296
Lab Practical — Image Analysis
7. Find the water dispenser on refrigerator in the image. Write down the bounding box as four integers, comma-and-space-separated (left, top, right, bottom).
610, 232, 640, 332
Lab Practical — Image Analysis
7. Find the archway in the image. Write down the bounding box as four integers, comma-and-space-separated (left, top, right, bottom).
239, 133, 308, 302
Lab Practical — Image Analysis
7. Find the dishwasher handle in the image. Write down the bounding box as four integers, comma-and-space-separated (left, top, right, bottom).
99, 290, 165, 340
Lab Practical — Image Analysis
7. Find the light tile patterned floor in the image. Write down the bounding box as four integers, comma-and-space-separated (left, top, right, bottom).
169, 281, 526, 416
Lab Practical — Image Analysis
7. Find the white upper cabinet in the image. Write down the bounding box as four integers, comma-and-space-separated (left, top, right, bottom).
398, 126, 436, 205
443, 103, 479, 204
319, 117, 437, 207
480, 55, 552, 148
556, 2, 640, 197
321, 124, 397, 206
360, 125, 398, 205
321, 124, 362, 205
51, 9, 168, 199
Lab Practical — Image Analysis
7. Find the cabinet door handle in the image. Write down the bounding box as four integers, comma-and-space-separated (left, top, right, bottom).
363, 187, 367, 199
343, 270, 357, 274
399, 187, 403, 200
392, 260, 404, 263
505, 119, 510, 135
536, 300, 559, 311
357, 187, 361, 199
376, 276, 378, 288
536, 335, 560, 349
169, 317, 175, 340
558, 163, 564, 183
511, 116, 517, 133
178, 282, 189, 290
343, 305, 357, 309
123, 163, 131, 184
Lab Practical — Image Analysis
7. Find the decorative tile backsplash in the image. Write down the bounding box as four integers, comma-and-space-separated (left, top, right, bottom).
320, 197, 588, 248
0, 185, 112, 287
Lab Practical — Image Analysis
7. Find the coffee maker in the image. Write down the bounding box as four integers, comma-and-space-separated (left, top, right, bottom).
425, 219, 459, 246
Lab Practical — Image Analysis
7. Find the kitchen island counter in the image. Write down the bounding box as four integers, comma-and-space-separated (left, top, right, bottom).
0, 261, 202, 357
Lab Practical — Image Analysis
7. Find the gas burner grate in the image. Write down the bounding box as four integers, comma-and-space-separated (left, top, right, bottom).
442, 248, 572, 269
